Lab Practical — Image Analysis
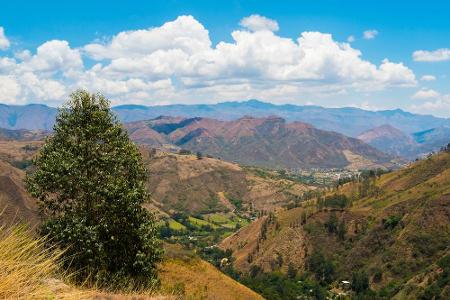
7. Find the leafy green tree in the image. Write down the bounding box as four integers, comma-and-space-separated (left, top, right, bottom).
26, 90, 163, 289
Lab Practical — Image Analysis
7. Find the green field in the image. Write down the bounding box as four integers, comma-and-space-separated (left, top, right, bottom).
168, 219, 187, 231
188, 216, 219, 229
206, 213, 249, 229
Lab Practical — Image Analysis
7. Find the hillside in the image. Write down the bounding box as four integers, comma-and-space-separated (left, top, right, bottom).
130, 116, 396, 170
220, 150, 450, 298
0, 222, 262, 300
0, 140, 313, 226
159, 244, 263, 299
413, 126, 450, 154
0, 159, 37, 225
2, 101, 450, 137
141, 147, 313, 215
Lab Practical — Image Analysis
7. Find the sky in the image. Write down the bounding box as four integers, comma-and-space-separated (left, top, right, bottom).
0, 0, 450, 117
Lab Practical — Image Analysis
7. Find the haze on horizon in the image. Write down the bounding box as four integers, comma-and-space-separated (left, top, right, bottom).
0, 1, 450, 117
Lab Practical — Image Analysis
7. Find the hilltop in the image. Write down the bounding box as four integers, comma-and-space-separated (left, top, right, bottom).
220, 150, 450, 298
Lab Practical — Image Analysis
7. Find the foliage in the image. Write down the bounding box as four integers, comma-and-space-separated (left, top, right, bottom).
26, 90, 162, 290
318, 194, 349, 209
383, 215, 402, 229
305, 251, 335, 284
228, 196, 243, 210
325, 211, 338, 234
351, 270, 369, 293
240, 272, 327, 300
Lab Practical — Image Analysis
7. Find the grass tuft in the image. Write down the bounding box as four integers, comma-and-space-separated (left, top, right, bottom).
0, 222, 91, 299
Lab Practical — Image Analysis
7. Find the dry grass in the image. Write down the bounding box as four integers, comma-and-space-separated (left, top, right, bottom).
0, 222, 91, 299
159, 258, 263, 300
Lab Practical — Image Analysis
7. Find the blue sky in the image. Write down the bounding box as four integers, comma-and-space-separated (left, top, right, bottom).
0, 0, 450, 117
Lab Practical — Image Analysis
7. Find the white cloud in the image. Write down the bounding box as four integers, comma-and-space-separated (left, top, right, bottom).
413, 48, 450, 62
84, 15, 211, 60
239, 15, 279, 32
420, 75, 436, 81
363, 29, 378, 40
0, 15, 417, 106
347, 35, 355, 43
25, 40, 83, 73
0, 75, 21, 103
410, 93, 450, 117
412, 88, 440, 100
0, 27, 10, 50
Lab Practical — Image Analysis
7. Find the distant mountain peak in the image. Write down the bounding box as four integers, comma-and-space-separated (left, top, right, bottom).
358, 124, 410, 141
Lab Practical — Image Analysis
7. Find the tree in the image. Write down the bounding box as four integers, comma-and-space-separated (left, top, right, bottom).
338, 220, 346, 240
26, 90, 163, 289
196, 151, 203, 160
351, 270, 369, 293
325, 211, 338, 234
306, 251, 335, 284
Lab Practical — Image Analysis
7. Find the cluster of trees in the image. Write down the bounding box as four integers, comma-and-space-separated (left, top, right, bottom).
26, 90, 162, 290
317, 194, 350, 210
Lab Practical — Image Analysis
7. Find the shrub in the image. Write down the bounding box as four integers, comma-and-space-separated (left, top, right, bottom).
383, 215, 402, 229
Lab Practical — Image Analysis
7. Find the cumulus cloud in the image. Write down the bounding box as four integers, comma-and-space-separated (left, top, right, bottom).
25, 40, 83, 73
239, 15, 279, 32
363, 29, 378, 40
0, 27, 10, 50
0, 16, 417, 106
84, 15, 211, 60
413, 48, 450, 62
347, 35, 355, 43
421, 75, 436, 81
412, 88, 440, 100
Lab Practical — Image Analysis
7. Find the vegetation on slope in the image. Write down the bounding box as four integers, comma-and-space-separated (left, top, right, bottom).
220, 150, 450, 299
142, 149, 314, 216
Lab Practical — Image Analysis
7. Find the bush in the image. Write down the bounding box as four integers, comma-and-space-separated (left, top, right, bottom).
383, 215, 402, 229
26, 90, 163, 290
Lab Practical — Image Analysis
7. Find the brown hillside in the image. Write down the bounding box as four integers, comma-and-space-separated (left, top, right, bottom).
159, 244, 263, 300
0, 159, 38, 225
141, 148, 313, 215
129, 116, 396, 169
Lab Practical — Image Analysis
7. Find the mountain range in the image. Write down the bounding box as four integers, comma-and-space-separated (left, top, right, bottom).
2, 100, 450, 137
127, 115, 396, 169
1, 100, 449, 162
